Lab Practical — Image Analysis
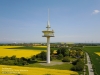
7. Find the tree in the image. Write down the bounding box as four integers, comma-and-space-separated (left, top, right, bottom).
57, 47, 69, 57
3, 56, 10, 61
70, 50, 76, 58
22, 61, 28, 65
50, 49, 54, 55
31, 55, 36, 60
11, 55, 16, 60
37, 51, 46, 61
20, 57, 27, 61
14, 60, 18, 65
0, 59, 3, 64
57, 48, 61, 54
64, 50, 69, 56
71, 59, 84, 71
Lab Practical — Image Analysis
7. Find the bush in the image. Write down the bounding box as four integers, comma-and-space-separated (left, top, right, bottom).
57, 54, 63, 60
62, 57, 70, 62
72, 59, 81, 65
71, 59, 84, 71
71, 66, 76, 71
71, 65, 83, 71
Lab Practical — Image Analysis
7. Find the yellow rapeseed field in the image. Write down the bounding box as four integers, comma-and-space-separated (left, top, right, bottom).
0, 46, 78, 75
0, 65, 78, 75
95, 52, 100, 56
0, 46, 45, 58
35, 46, 47, 48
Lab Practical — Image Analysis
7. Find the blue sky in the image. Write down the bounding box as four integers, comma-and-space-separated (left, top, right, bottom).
0, 0, 100, 43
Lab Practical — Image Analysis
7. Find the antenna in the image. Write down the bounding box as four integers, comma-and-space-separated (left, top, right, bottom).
48, 8, 49, 21
47, 8, 50, 30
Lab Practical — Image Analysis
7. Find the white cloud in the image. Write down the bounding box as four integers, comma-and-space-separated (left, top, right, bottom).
92, 10, 100, 14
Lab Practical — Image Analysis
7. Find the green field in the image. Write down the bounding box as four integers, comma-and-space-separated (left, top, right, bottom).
24, 62, 73, 70
83, 46, 100, 75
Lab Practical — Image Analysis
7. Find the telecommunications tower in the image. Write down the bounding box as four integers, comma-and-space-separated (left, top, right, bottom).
42, 9, 54, 63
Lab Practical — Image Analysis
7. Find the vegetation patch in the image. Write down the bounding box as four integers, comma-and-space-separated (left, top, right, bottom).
0, 46, 85, 75
84, 46, 100, 75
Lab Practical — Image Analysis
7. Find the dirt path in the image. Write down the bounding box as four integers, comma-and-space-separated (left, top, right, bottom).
39, 61, 64, 66
86, 52, 94, 75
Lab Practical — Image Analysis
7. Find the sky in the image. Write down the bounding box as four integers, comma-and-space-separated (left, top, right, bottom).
0, 0, 100, 43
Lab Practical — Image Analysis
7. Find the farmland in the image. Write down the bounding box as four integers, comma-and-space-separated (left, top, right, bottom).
0, 46, 46, 58
0, 65, 78, 75
83, 46, 100, 75
0, 46, 78, 75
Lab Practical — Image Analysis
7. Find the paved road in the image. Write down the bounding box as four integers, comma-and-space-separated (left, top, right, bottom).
86, 52, 94, 75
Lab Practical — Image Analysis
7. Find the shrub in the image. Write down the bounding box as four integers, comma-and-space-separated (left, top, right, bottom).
71, 66, 76, 71
75, 64, 83, 71
57, 54, 63, 60
72, 60, 78, 65
71, 59, 84, 71
62, 57, 70, 62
